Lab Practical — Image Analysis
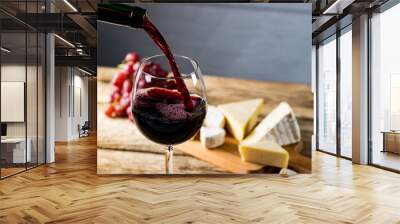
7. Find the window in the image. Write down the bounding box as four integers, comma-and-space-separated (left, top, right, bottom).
317, 35, 337, 154
316, 25, 353, 159
0, 1, 46, 179
370, 2, 400, 171
339, 27, 352, 158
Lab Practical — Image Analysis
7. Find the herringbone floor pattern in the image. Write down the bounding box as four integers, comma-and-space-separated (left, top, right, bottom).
1, 136, 399, 223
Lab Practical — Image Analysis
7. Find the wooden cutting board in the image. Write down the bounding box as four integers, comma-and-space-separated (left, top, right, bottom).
97, 66, 312, 174
178, 138, 310, 174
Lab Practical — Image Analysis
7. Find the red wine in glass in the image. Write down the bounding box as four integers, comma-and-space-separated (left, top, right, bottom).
133, 87, 206, 145
98, 4, 208, 174
132, 55, 207, 174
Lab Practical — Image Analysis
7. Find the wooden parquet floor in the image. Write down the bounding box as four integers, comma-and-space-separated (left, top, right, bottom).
0, 135, 400, 224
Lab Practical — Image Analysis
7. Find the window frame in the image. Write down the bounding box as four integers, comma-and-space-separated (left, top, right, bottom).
315, 23, 353, 160
367, 0, 400, 173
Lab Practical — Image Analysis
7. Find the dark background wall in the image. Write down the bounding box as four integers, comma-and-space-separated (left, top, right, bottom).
98, 3, 311, 84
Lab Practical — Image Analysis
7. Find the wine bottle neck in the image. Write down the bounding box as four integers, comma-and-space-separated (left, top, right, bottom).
98, 4, 147, 29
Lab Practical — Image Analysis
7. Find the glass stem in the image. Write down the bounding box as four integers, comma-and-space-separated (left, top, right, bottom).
165, 145, 173, 174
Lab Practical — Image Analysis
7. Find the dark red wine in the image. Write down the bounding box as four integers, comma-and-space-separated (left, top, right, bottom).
132, 88, 206, 145
142, 18, 193, 111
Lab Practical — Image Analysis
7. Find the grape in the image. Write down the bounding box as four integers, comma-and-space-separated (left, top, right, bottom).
110, 90, 121, 103
112, 70, 129, 89
122, 79, 133, 93
104, 104, 116, 117
125, 52, 140, 65
122, 91, 131, 99
123, 64, 135, 80
114, 104, 127, 117
120, 96, 131, 110
138, 62, 174, 89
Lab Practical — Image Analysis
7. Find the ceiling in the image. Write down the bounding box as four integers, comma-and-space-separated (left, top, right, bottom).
310, 0, 391, 42
0, 0, 99, 74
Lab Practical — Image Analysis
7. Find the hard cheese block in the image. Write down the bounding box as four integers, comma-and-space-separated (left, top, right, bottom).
204, 105, 225, 128
200, 127, 226, 148
239, 140, 289, 168
244, 102, 301, 146
218, 98, 264, 141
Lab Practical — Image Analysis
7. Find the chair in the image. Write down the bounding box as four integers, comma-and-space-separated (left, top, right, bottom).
78, 121, 90, 138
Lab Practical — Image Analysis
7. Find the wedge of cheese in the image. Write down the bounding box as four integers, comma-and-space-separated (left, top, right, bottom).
204, 105, 225, 128
244, 102, 300, 146
200, 127, 225, 148
218, 98, 264, 141
239, 140, 289, 168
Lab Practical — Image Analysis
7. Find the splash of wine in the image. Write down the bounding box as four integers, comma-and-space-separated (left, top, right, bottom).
142, 18, 194, 112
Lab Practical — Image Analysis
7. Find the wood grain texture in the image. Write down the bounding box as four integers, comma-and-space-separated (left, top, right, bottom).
97, 67, 312, 174
1, 135, 400, 223
98, 148, 226, 174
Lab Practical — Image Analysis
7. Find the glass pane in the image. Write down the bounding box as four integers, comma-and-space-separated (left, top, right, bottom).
371, 3, 400, 171
0, 1, 46, 178
339, 28, 352, 158
26, 0, 38, 169
1, 30, 27, 177
27, 31, 38, 169
38, 32, 45, 165
318, 36, 337, 154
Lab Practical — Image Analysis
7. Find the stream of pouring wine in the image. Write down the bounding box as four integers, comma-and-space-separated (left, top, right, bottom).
143, 18, 194, 112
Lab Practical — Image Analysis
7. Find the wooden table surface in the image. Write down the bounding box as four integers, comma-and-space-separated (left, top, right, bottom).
97, 66, 313, 174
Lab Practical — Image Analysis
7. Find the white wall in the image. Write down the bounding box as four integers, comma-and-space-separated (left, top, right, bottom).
54, 67, 89, 141
1, 65, 29, 138
71, 73, 89, 138
55, 66, 69, 141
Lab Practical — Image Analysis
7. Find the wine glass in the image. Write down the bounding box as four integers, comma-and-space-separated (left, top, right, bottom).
131, 55, 207, 174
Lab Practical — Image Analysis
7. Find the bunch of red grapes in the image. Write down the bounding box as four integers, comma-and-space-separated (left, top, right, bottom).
104, 52, 177, 121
